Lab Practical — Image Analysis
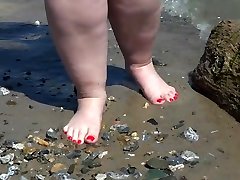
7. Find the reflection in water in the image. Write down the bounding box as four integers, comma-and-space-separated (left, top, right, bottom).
163, 0, 240, 40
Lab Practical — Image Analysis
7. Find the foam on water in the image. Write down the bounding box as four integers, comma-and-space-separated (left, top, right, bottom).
163, 0, 240, 40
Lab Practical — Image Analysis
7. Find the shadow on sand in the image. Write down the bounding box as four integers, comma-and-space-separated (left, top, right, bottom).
0, 22, 136, 110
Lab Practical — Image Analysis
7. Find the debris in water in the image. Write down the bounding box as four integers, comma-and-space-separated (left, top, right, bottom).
0, 87, 10, 96
115, 124, 130, 134
147, 118, 159, 125
183, 127, 199, 142
211, 130, 219, 134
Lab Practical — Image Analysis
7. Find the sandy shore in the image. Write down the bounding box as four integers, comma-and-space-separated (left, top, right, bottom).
0, 1, 239, 179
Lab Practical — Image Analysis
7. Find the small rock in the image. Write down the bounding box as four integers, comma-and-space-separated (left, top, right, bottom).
183, 127, 199, 142
101, 132, 111, 141
181, 150, 199, 162
50, 163, 66, 174
123, 141, 139, 152
35, 174, 45, 180
147, 118, 158, 125
143, 102, 150, 109
0, 87, 10, 96
98, 151, 108, 159
0, 153, 14, 164
108, 96, 116, 102
6, 100, 16, 106
115, 124, 130, 134
81, 167, 90, 174
155, 134, 168, 143
66, 150, 81, 159
95, 173, 107, 180
34, 20, 41, 26
12, 143, 25, 150
46, 128, 59, 141
146, 158, 169, 170
67, 164, 76, 174
33, 137, 49, 146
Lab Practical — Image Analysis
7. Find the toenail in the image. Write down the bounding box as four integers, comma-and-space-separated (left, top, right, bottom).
174, 95, 178, 100
77, 140, 82, 144
63, 131, 67, 134
86, 135, 95, 141
68, 136, 72, 140
73, 140, 76, 143
157, 98, 164, 103
169, 98, 174, 102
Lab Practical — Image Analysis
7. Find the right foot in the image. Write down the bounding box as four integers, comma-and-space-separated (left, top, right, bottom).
63, 97, 106, 144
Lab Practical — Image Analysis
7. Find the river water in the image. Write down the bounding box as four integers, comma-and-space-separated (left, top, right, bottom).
163, 0, 240, 40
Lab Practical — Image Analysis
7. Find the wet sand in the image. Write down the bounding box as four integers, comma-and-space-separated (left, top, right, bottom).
0, 1, 240, 179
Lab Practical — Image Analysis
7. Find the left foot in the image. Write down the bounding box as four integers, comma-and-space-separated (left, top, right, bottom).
129, 61, 178, 104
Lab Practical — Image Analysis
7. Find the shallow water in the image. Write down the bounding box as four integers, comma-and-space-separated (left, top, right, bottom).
163, 0, 240, 40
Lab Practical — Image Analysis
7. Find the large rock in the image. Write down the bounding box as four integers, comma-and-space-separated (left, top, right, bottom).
189, 20, 240, 121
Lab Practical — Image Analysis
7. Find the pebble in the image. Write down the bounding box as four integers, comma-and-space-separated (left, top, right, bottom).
95, 173, 107, 180
146, 158, 169, 170
50, 163, 66, 174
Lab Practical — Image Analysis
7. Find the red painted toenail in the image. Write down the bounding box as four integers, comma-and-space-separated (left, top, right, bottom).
73, 140, 76, 143
157, 98, 164, 103
86, 135, 95, 141
68, 136, 72, 140
63, 131, 67, 134
174, 95, 178, 100
77, 140, 82, 144
169, 98, 174, 102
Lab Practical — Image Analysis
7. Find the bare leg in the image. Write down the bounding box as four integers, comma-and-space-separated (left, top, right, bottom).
108, 0, 178, 104
44, 0, 108, 144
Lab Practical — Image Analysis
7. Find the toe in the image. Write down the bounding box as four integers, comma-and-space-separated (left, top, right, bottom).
72, 129, 80, 144
156, 97, 166, 104
85, 127, 100, 144
63, 125, 69, 134
77, 127, 88, 145
67, 127, 74, 141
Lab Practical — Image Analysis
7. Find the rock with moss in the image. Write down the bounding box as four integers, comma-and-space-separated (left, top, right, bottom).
190, 20, 240, 121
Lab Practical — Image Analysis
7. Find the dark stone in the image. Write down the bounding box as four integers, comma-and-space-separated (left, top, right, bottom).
189, 20, 240, 121
123, 141, 139, 152
147, 118, 159, 125
67, 164, 76, 174
66, 150, 81, 159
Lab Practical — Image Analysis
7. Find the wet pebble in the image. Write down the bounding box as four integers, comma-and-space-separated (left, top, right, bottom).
46, 128, 59, 141
155, 134, 169, 143
146, 158, 169, 170
147, 118, 159, 125
95, 173, 107, 180
0, 153, 14, 164
115, 124, 130, 134
6, 100, 17, 106
50, 163, 66, 174
123, 141, 139, 152
66, 150, 81, 159
101, 132, 111, 141
67, 164, 76, 174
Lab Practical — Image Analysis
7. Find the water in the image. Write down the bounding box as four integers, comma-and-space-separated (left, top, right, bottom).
163, 0, 240, 40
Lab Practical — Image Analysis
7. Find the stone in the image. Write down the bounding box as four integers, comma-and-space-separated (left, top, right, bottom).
50, 163, 66, 174
189, 20, 240, 121
145, 158, 169, 170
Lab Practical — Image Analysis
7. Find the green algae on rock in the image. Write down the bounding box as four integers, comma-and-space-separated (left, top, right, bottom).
189, 20, 240, 121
